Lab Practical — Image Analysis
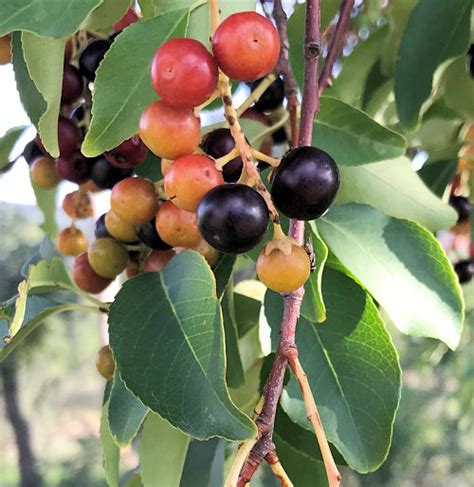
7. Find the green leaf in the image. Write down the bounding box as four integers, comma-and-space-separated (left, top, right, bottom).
82, 9, 189, 157
0, 126, 28, 170
134, 151, 163, 181
301, 223, 328, 323
418, 159, 458, 198
140, 413, 190, 487
234, 285, 262, 337
213, 254, 236, 299
82, 0, 131, 31
100, 401, 120, 487
108, 373, 149, 447
266, 268, 401, 472
327, 26, 389, 107
394, 0, 472, 128
336, 156, 458, 231
108, 251, 255, 440
30, 180, 58, 238
12, 32, 46, 127
138, 0, 154, 19
222, 286, 245, 388
315, 97, 406, 166
318, 204, 464, 349
0, 0, 102, 38
22, 32, 65, 157
180, 439, 224, 487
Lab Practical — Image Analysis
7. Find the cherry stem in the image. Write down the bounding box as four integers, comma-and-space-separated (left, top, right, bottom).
266, 451, 294, 487
318, 0, 355, 94
235, 73, 277, 117
251, 148, 280, 167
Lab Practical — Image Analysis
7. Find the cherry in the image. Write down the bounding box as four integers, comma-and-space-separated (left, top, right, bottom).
251, 77, 285, 111
72, 252, 112, 294
139, 100, 201, 159
196, 183, 269, 254
143, 249, 175, 273
91, 157, 133, 189
113, 8, 139, 32
70, 105, 86, 123
155, 201, 201, 248
190, 239, 220, 267
57, 226, 88, 256
212, 12, 280, 81
104, 135, 148, 168
111, 177, 159, 225
272, 127, 288, 144
96, 345, 115, 380
23, 140, 43, 165
164, 155, 224, 212
201, 128, 242, 182
88, 238, 129, 278
81, 179, 102, 193
95, 213, 112, 239
455, 259, 474, 284
136, 218, 172, 250
271, 146, 340, 220
62, 190, 93, 219
36, 117, 82, 158
61, 64, 84, 105
151, 38, 218, 108
55, 154, 94, 184
30, 156, 61, 189
161, 159, 172, 176
449, 195, 471, 224
105, 210, 138, 243
79, 39, 112, 81
0, 35, 12, 65
257, 244, 310, 292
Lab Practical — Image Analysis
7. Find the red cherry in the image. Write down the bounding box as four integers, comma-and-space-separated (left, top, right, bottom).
212, 12, 280, 81
104, 135, 148, 168
151, 38, 218, 108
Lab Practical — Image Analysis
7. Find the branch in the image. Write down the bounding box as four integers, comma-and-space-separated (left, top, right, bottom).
266, 451, 294, 487
318, 0, 355, 94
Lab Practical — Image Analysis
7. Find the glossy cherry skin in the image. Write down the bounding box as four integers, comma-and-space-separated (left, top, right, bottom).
95, 213, 112, 239
164, 155, 224, 212
30, 156, 62, 189
61, 64, 84, 105
196, 183, 269, 254
57, 226, 88, 256
79, 39, 112, 81
62, 190, 93, 219
105, 210, 138, 243
96, 345, 115, 380
143, 249, 175, 273
251, 77, 284, 111
136, 218, 172, 250
212, 12, 280, 81
88, 238, 129, 279
155, 201, 201, 248
104, 135, 148, 168
454, 259, 474, 284
72, 252, 112, 294
271, 146, 340, 220
151, 38, 218, 108
91, 157, 133, 189
449, 195, 471, 224
201, 128, 242, 182
111, 177, 159, 225
257, 244, 310, 293
139, 100, 201, 159
55, 154, 93, 184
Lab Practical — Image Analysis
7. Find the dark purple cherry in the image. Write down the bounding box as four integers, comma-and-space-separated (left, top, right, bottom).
61, 64, 84, 105
95, 213, 112, 239
23, 140, 43, 165
251, 77, 284, 111
454, 259, 474, 284
79, 39, 112, 81
55, 154, 94, 184
136, 218, 172, 250
449, 195, 471, 224
90, 157, 133, 189
104, 136, 149, 169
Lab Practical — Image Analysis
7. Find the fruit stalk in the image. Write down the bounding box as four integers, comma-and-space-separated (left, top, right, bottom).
318, 0, 355, 94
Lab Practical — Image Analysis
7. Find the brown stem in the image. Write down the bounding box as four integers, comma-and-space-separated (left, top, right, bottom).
266, 451, 294, 487
318, 0, 355, 95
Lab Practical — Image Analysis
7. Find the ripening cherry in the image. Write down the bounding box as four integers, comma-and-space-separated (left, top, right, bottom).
164, 155, 224, 212
95, 213, 112, 239
79, 39, 112, 81
151, 38, 218, 108
139, 100, 201, 159
88, 238, 129, 279
196, 183, 269, 254
257, 244, 310, 293
110, 177, 159, 224
80, 179, 102, 193
57, 226, 88, 256
191, 239, 220, 267
55, 154, 94, 184
0, 35, 12, 65
271, 146, 340, 220
72, 252, 112, 294
136, 218, 172, 250
212, 12, 280, 81
104, 135, 148, 168
62, 190, 93, 219
96, 345, 115, 380
61, 64, 84, 105
91, 157, 133, 189
105, 210, 138, 243
155, 201, 201, 248
161, 159, 172, 176
30, 156, 62, 189
143, 249, 175, 273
